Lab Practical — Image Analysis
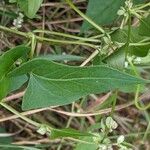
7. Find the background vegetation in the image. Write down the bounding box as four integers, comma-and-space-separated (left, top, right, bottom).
0, 0, 150, 149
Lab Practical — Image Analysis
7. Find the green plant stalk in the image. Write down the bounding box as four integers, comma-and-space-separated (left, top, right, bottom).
125, 11, 131, 60
65, 0, 115, 51
0, 102, 40, 127
134, 85, 150, 110
0, 25, 98, 48
128, 60, 150, 110
34, 30, 101, 43
65, 0, 105, 34
134, 2, 150, 11
143, 121, 150, 141
117, 42, 150, 47
110, 130, 150, 139
38, 36, 98, 48
29, 33, 37, 59
110, 90, 118, 117
0, 25, 27, 37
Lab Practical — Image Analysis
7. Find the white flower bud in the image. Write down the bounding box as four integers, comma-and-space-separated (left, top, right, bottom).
117, 135, 125, 144
106, 117, 118, 131
134, 57, 141, 64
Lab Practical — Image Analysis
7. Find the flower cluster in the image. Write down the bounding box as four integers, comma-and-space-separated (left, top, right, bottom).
92, 117, 133, 150
13, 13, 24, 28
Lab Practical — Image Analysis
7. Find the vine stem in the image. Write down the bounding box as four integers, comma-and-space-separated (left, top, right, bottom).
134, 2, 150, 11
110, 90, 118, 117
125, 10, 131, 61
34, 30, 101, 43
0, 102, 40, 127
0, 25, 98, 48
65, 0, 105, 34
65, 0, 115, 52
128, 59, 150, 110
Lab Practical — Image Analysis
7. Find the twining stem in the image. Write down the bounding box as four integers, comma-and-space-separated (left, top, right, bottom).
0, 102, 40, 127
128, 59, 150, 110
134, 2, 150, 11
134, 85, 150, 110
0, 25, 27, 37
34, 30, 101, 43
143, 121, 150, 141
110, 90, 118, 117
29, 33, 37, 59
125, 10, 131, 60
65, 0, 105, 34
0, 25, 98, 48
65, 0, 116, 52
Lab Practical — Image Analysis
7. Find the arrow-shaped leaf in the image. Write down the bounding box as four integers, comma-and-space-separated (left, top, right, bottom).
8, 59, 147, 110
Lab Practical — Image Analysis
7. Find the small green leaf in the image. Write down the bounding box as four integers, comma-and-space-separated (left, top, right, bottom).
111, 27, 150, 57
139, 15, 150, 37
9, 75, 28, 92
104, 45, 126, 69
18, 0, 43, 18
75, 137, 98, 150
50, 128, 93, 139
9, 59, 147, 110
0, 45, 30, 80
0, 45, 30, 100
0, 77, 10, 100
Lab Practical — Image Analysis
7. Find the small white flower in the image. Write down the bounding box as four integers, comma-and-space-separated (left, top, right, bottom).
134, 57, 141, 64
117, 135, 125, 144
105, 117, 118, 132
99, 144, 107, 150
124, 61, 128, 68
93, 133, 102, 144
99, 144, 113, 150
13, 13, 24, 28
111, 121, 118, 130
117, 7, 126, 16
117, 9, 125, 16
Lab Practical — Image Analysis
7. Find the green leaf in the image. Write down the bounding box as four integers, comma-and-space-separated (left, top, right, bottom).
37, 54, 84, 61
139, 15, 150, 37
104, 45, 126, 69
0, 45, 30, 80
17, 0, 43, 18
9, 59, 147, 110
0, 45, 30, 100
75, 137, 98, 150
50, 128, 93, 139
9, 75, 28, 92
81, 0, 124, 31
81, 0, 145, 31
111, 27, 150, 57
0, 77, 10, 100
